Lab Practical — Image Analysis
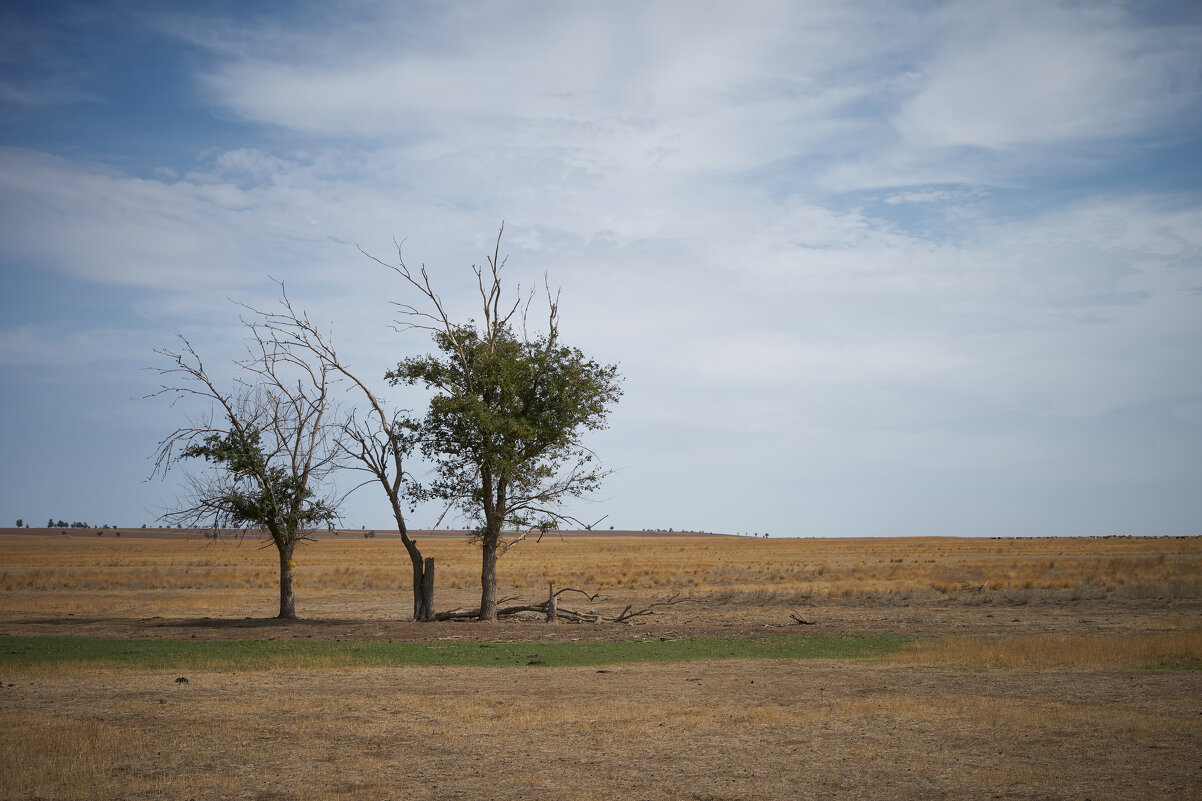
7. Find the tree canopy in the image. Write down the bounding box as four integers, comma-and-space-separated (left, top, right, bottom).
150, 332, 341, 619
381, 226, 622, 621
392, 323, 620, 536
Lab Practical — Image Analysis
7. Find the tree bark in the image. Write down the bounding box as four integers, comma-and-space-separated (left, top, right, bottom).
480, 542, 498, 622
419, 557, 435, 621
396, 506, 432, 622
546, 582, 558, 623
402, 537, 432, 621
278, 541, 296, 619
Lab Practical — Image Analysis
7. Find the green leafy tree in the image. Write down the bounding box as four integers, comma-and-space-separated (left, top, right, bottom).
150, 326, 341, 619
383, 226, 622, 621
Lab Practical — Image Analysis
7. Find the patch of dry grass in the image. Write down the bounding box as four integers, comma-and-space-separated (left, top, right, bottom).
2, 663, 1199, 801
894, 631, 1202, 670
0, 712, 139, 798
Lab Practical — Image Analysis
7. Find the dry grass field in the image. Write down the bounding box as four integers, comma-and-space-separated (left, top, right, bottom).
3, 529, 1199, 621
2, 530, 1201, 800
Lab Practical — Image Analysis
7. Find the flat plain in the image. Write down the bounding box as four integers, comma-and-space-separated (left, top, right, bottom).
2, 530, 1200, 800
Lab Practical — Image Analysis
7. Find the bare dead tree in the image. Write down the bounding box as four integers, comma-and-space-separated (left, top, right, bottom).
149, 329, 341, 620
241, 285, 437, 621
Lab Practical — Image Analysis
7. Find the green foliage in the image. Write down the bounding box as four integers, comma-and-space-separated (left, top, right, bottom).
179, 421, 336, 543
388, 324, 621, 538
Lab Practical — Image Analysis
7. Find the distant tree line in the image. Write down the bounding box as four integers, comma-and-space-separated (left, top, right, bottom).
640, 528, 768, 537
41, 519, 120, 529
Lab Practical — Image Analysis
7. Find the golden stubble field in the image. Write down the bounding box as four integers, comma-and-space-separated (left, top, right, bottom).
2, 531, 1201, 800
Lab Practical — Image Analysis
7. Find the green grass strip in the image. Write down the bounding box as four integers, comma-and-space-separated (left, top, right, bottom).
0, 633, 909, 670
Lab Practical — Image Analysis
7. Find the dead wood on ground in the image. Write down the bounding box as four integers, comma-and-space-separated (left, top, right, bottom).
432, 586, 693, 624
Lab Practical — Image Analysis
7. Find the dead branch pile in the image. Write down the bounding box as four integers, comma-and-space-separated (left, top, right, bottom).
432, 584, 691, 624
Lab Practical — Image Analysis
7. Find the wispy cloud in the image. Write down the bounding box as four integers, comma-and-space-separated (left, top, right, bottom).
893, 2, 1202, 151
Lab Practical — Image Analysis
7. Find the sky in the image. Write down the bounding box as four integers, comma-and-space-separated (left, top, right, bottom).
1, 0, 1200, 538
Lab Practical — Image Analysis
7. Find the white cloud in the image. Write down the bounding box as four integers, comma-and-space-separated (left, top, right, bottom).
893, 3, 1201, 151
0, 148, 276, 290
4, 141, 1197, 444
179, 0, 881, 202
884, 188, 974, 205
198, 2, 825, 131
167, 1, 1201, 207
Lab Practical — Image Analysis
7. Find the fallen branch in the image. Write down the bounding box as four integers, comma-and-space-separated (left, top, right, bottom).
432, 608, 479, 621
789, 611, 816, 625
432, 600, 599, 623
430, 588, 688, 623
606, 593, 687, 624
552, 586, 600, 602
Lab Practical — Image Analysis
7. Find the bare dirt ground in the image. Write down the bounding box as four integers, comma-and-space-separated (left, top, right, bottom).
4, 659, 1200, 800
2, 533, 1200, 800
2, 592, 1199, 643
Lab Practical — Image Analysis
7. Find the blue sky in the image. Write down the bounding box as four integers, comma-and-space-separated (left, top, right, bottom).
1, 0, 1200, 536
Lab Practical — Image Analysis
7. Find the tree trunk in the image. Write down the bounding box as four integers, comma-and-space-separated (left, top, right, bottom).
407, 548, 425, 621
419, 557, 435, 621
546, 582, 558, 623
480, 542, 498, 622
397, 515, 433, 622
278, 541, 297, 619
